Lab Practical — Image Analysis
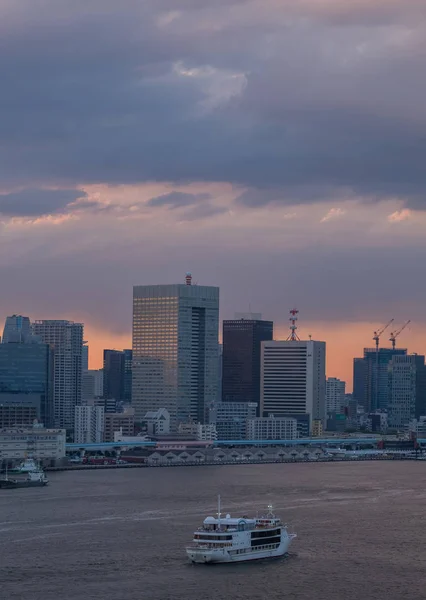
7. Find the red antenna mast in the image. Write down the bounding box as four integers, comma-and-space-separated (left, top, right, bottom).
286, 308, 300, 341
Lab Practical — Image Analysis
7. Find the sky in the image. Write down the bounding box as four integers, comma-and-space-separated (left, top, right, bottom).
1, 0, 426, 389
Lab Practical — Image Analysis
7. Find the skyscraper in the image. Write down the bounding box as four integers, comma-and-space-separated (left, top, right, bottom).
2, 315, 32, 344
222, 316, 273, 408
132, 275, 219, 430
326, 377, 346, 413
388, 354, 426, 428
353, 348, 407, 412
123, 349, 133, 403
0, 330, 54, 427
32, 320, 84, 436
260, 340, 326, 436
103, 350, 125, 402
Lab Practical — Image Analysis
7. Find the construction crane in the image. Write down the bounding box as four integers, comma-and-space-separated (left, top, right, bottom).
372, 319, 394, 350
389, 320, 411, 350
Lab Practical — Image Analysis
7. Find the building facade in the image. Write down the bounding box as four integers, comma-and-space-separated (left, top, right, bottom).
103, 350, 125, 401
0, 425, 66, 461
178, 422, 218, 441
209, 401, 258, 440
132, 277, 219, 430
353, 348, 407, 412
74, 405, 105, 444
123, 349, 132, 403
326, 377, 346, 413
246, 416, 298, 440
0, 336, 54, 427
0, 399, 38, 429
143, 408, 171, 435
104, 409, 135, 442
260, 340, 326, 436
32, 320, 84, 437
2, 315, 32, 344
388, 354, 426, 429
222, 317, 273, 409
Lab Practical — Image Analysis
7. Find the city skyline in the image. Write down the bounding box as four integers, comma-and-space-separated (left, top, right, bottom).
1, 304, 419, 392
1, 1, 426, 395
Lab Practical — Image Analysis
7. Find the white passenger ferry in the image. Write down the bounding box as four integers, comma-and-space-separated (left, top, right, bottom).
186, 497, 296, 564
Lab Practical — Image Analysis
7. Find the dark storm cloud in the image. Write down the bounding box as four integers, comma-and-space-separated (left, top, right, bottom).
0, 188, 87, 217
1, 0, 426, 209
147, 191, 211, 209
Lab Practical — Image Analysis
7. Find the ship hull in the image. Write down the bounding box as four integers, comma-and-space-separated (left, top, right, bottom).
0, 479, 48, 489
187, 536, 295, 564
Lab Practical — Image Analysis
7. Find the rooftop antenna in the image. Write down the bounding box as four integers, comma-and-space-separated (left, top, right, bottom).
286, 308, 300, 341
185, 272, 192, 286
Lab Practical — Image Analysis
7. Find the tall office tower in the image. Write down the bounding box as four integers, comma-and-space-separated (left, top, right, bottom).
32, 320, 84, 436
388, 355, 426, 428
132, 274, 219, 430
222, 316, 273, 410
260, 340, 326, 436
326, 377, 346, 413
103, 350, 125, 401
82, 369, 103, 403
82, 343, 89, 372
0, 328, 54, 427
123, 349, 133, 403
2, 315, 32, 344
353, 348, 407, 413
217, 344, 223, 403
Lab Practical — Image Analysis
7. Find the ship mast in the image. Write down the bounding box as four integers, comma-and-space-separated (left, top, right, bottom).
217, 495, 221, 529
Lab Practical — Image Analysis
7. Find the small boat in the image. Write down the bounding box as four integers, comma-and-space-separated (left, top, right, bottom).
0, 470, 49, 489
186, 496, 296, 564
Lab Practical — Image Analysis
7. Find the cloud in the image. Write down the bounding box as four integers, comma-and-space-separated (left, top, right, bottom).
320, 207, 346, 223
0, 0, 425, 211
147, 191, 211, 209
0, 189, 87, 217
388, 209, 412, 222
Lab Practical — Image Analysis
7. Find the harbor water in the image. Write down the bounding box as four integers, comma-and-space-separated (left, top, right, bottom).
0, 462, 425, 600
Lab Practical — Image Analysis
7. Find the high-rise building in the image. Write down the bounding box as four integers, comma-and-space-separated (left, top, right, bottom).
2, 315, 32, 344
123, 349, 132, 403
74, 405, 104, 444
103, 350, 125, 401
0, 329, 54, 427
260, 340, 326, 436
82, 343, 89, 372
132, 275, 219, 430
326, 377, 346, 413
388, 354, 426, 429
222, 316, 273, 408
32, 320, 84, 437
82, 369, 104, 403
353, 348, 407, 412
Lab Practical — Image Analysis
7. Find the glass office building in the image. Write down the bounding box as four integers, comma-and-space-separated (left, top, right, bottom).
132, 280, 219, 430
0, 341, 54, 427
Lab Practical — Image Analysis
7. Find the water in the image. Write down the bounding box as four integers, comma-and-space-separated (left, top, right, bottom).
1, 462, 425, 600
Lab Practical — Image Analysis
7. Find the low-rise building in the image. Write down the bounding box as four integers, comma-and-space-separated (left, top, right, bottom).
247, 415, 298, 440
408, 416, 426, 437
144, 408, 170, 436
0, 425, 66, 460
209, 402, 258, 440
74, 405, 104, 444
178, 422, 217, 441
104, 409, 135, 442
